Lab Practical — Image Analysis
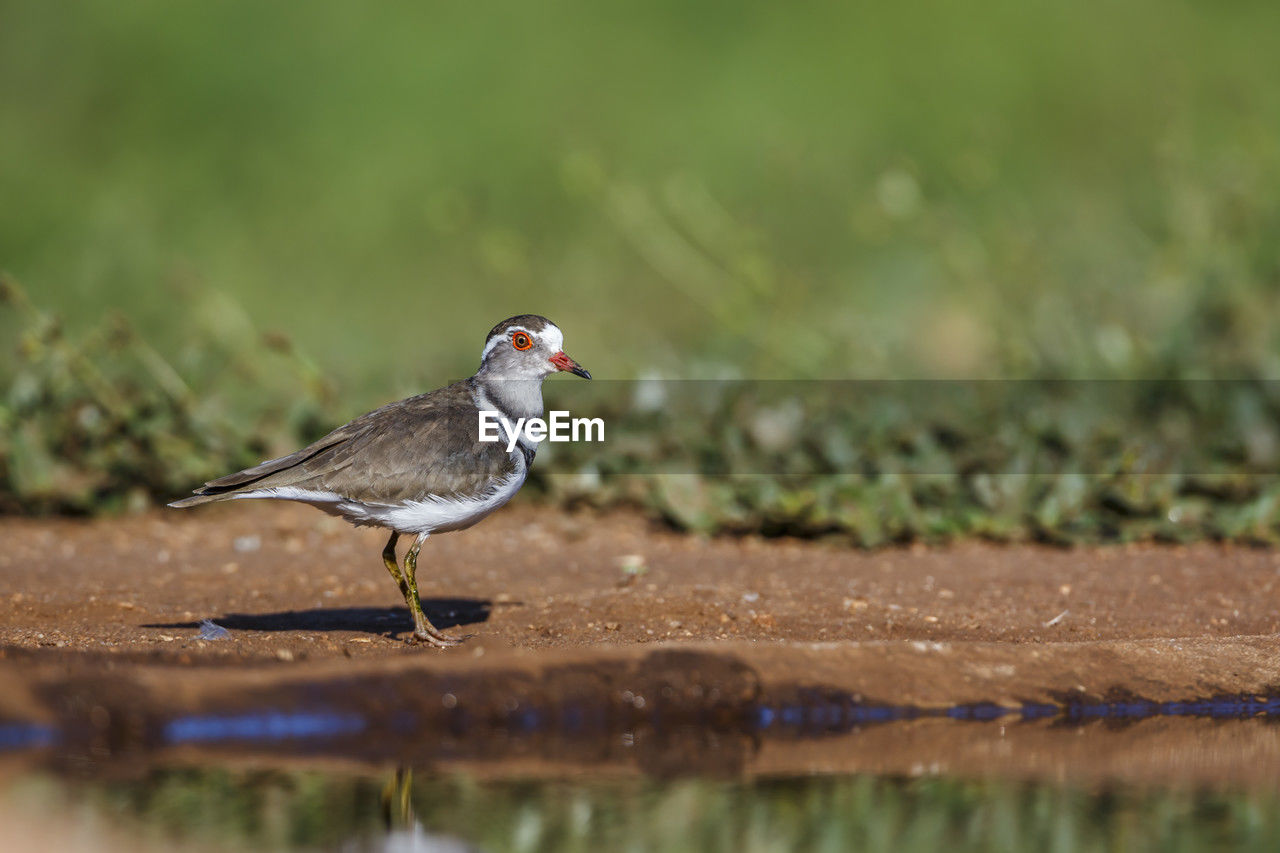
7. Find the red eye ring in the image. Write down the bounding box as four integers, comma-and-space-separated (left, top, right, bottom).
512, 332, 533, 351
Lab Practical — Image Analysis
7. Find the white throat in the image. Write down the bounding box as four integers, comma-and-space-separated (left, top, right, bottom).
477, 377, 544, 422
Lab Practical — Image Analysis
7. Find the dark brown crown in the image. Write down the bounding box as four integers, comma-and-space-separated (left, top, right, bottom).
483, 313, 555, 348
486, 314, 554, 343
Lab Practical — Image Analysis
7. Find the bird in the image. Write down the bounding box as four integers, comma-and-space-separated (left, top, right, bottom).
169, 314, 591, 647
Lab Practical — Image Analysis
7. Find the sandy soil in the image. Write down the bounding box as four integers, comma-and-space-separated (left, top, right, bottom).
4, 500, 1280, 705
5, 503, 1280, 788
5, 502, 1280, 684
4, 502, 1280, 659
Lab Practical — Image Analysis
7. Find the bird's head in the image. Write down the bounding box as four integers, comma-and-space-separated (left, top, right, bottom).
477, 315, 591, 381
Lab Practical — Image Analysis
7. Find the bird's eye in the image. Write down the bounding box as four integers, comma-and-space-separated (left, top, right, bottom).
512, 332, 533, 351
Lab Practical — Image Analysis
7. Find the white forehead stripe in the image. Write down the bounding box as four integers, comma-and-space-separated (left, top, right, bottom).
481, 323, 564, 360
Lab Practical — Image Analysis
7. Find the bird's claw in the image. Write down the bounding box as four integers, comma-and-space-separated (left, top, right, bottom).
407, 630, 462, 648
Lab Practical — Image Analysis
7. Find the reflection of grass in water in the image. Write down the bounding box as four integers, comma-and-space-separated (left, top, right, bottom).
34, 768, 1280, 852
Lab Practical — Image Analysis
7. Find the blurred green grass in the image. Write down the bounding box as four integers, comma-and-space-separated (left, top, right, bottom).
10, 270, 1280, 545
3, 0, 1280, 395
4, 2, 1280, 534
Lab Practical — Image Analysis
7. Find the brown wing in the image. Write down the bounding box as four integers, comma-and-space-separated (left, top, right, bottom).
169, 381, 516, 507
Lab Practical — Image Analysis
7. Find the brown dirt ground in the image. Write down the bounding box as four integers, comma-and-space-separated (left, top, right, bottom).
3, 502, 1280, 662
4, 501, 1280, 705
6, 503, 1280, 788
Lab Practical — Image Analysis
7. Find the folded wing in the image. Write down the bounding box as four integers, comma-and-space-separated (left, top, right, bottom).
169, 381, 514, 507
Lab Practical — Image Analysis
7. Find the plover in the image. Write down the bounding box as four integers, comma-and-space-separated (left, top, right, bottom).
170, 314, 591, 647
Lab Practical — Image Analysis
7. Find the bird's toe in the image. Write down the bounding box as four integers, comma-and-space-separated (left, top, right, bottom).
407, 630, 462, 649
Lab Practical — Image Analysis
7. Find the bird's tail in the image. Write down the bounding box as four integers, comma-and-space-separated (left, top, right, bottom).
167, 492, 235, 509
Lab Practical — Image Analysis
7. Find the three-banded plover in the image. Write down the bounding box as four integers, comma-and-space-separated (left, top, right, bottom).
170, 314, 590, 647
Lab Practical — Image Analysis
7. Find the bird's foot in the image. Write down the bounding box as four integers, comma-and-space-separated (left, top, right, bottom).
407, 629, 462, 648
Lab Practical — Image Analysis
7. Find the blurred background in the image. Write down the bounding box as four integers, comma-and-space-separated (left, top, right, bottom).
3, 0, 1280, 536
5, 0, 1279, 387
6, 10, 1280, 848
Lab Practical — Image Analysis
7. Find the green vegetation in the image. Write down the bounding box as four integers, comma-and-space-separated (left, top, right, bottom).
3, 2, 1280, 540
0, 277, 332, 514
7, 274, 1280, 544
19, 768, 1280, 852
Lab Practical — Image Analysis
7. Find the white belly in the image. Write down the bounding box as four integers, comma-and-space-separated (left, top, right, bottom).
232, 455, 528, 535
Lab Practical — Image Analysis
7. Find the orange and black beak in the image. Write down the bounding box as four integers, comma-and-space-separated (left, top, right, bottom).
549, 351, 591, 379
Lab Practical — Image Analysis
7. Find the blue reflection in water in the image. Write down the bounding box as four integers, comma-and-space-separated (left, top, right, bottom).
163, 710, 366, 744
0, 722, 58, 750
1020, 703, 1059, 720
749, 693, 1280, 733
7, 690, 1280, 755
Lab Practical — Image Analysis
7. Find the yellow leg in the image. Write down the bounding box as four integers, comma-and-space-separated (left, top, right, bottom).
401, 532, 458, 647
381, 532, 410, 600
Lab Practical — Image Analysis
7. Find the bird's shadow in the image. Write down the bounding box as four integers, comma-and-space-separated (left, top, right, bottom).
145, 598, 495, 638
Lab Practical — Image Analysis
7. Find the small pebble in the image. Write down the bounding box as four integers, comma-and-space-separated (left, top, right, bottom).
197, 619, 231, 641
233, 535, 262, 553
617, 554, 647, 575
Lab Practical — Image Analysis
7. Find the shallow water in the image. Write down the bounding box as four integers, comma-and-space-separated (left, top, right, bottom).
5, 649, 1280, 850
